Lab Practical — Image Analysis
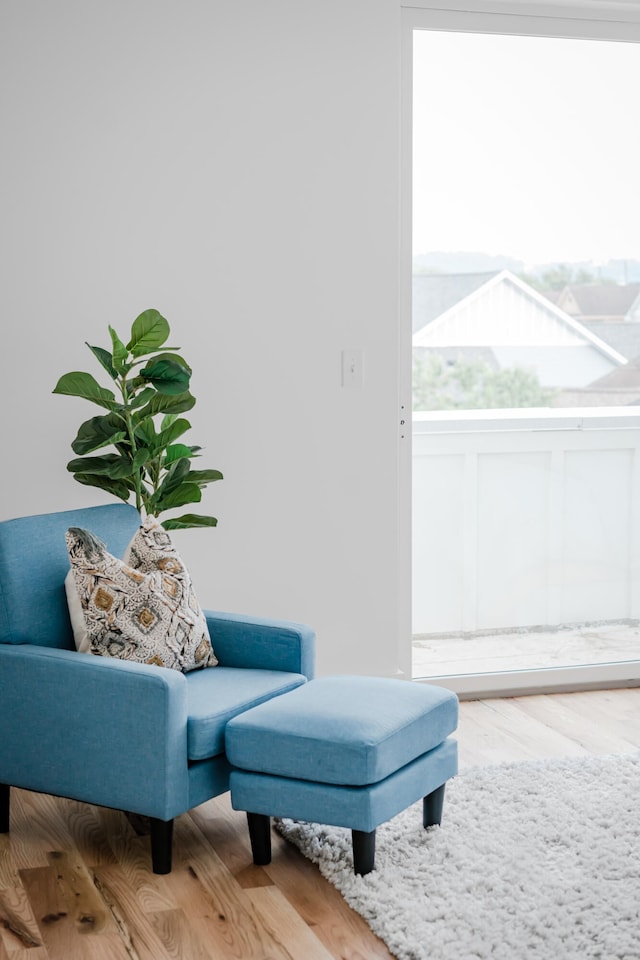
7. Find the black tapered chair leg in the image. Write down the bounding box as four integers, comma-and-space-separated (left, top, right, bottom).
423, 783, 446, 828
0, 784, 9, 833
150, 817, 174, 874
247, 812, 272, 865
352, 828, 376, 875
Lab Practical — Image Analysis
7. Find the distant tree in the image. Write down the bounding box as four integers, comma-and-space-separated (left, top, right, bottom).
517, 264, 610, 293
413, 353, 556, 411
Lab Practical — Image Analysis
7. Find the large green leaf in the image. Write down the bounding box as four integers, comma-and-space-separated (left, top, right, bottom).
148, 457, 190, 508
132, 446, 153, 471
128, 386, 156, 409
108, 325, 129, 373
71, 413, 127, 455
85, 344, 116, 380
186, 468, 224, 485
127, 310, 170, 357
157, 418, 191, 449
164, 443, 193, 465
160, 456, 191, 491
73, 473, 132, 502
152, 352, 191, 371
53, 372, 117, 410
134, 419, 157, 448
162, 514, 218, 530
140, 357, 191, 395
160, 412, 179, 430
133, 391, 195, 423
67, 453, 135, 479
154, 481, 202, 512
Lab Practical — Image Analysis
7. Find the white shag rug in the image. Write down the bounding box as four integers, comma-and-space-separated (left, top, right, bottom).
276, 753, 640, 960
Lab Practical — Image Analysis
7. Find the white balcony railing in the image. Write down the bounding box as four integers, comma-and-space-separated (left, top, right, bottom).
412, 408, 640, 638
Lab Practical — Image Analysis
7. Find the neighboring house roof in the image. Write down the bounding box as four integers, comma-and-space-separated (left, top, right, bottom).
555, 283, 640, 321
581, 321, 640, 361
412, 272, 497, 333
555, 354, 640, 405
412, 269, 628, 389
413, 269, 626, 364
554, 387, 640, 407
540, 288, 562, 306
589, 355, 640, 389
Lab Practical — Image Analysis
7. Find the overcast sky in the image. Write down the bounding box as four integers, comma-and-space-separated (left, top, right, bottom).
413, 30, 640, 266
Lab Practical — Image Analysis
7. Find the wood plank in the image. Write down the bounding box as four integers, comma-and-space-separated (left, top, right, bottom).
59, 803, 118, 870
92, 867, 174, 960
1, 935, 49, 960
98, 834, 177, 916
8, 795, 74, 872
87, 810, 176, 913
509, 690, 640, 756
148, 909, 217, 960
455, 697, 587, 769
0, 838, 20, 891
551, 688, 640, 747
245, 886, 335, 960
264, 831, 396, 960
190, 800, 273, 888
0, 886, 43, 952
164, 815, 294, 959
20, 864, 122, 960
479, 696, 590, 757
46, 851, 114, 937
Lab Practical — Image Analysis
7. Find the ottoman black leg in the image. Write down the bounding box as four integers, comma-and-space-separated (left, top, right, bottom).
352, 829, 376, 875
247, 812, 272, 865
0, 784, 9, 833
423, 783, 446, 828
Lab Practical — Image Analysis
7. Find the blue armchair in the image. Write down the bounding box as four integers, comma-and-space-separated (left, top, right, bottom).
0, 504, 315, 872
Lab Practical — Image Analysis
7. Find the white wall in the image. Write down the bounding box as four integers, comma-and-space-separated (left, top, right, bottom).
0, 0, 404, 677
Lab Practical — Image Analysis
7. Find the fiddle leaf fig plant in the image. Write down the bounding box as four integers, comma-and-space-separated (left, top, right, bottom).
53, 309, 222, 530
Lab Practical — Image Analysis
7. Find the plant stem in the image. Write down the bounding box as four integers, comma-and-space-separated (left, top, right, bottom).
120, 369, 144, 515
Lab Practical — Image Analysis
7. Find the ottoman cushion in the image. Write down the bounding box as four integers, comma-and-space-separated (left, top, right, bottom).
225, 675, 458, 786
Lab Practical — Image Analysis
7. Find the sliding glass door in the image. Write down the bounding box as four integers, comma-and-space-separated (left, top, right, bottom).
403, 6, 640, 694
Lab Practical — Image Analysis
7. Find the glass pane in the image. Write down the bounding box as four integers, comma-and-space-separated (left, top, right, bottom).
413, 30, 640, 413
411, 30, 640, 680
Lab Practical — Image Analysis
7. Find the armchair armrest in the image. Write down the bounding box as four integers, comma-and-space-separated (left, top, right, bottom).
204, 611, 315, 679
0, 645, 189, 821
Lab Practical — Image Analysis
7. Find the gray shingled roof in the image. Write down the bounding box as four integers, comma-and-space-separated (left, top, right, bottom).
554, 387, 640, 407
581, 321, 640, 361
564, 283, 640, 317
589, 355, 640, 389
412, 272, 498, 333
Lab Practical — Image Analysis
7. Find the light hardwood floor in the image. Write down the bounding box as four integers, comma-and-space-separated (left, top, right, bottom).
1, 688, 638, 960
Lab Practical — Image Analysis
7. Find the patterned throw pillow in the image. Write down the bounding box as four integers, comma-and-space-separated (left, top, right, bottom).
65, 518, 217, 672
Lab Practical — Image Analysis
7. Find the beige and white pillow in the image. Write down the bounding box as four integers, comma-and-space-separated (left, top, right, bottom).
65, 518, 217, 672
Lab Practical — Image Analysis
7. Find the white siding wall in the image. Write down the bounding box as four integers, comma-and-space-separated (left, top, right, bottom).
416, 279, 586, 347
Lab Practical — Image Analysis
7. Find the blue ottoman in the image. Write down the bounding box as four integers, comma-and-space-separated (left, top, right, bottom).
225, 676, 458, 875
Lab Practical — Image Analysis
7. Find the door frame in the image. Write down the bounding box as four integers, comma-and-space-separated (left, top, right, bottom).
400, 0, 640, 695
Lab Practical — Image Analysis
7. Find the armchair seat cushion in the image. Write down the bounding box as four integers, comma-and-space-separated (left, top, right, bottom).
185, 667, 307, 761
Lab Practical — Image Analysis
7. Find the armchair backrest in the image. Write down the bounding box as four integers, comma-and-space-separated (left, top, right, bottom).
0, 503, 140, 648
